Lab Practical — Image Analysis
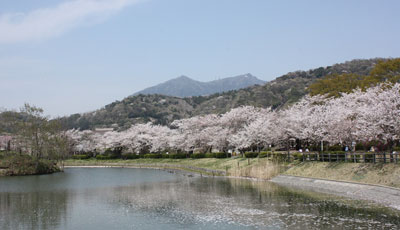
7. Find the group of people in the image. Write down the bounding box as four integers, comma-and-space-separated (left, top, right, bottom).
298, 148, 309, 153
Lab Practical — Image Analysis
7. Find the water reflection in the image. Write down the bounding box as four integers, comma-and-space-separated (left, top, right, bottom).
0, 168, 399, 230
0, 191, 69, 230
107, 177, 400, 229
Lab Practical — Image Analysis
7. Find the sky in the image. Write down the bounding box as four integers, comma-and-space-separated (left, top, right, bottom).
0, 0, 399, 117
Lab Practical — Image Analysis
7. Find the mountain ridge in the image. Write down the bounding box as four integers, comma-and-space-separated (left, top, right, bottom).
133, 73, 265, 97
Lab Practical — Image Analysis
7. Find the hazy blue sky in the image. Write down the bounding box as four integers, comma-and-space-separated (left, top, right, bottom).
1, 0, 399, 116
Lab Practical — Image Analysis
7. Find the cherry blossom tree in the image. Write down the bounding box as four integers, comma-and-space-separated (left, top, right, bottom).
66, 83, 400, 156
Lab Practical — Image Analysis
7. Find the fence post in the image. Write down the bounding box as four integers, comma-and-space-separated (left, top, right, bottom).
363, 153, 366, 163
384, 153, 387, 164
373, 153, 376, 163
345, 152, 347, 163
328, 153, 331, 162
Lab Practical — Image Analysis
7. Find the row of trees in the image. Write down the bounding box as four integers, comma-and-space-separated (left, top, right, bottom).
67, 83, 400, 155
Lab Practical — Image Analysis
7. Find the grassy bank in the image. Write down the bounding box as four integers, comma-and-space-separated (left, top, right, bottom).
0, 154, 60, 176
65, 158, 400, 188
284, 162, 400, 188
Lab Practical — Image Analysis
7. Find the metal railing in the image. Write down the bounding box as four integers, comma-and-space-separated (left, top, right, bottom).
287, 152, 400, 163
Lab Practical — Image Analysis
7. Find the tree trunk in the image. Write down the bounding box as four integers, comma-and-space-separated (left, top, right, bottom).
321, 140, 324, 152
6, 140, 10, 152
389, 139, 394, 162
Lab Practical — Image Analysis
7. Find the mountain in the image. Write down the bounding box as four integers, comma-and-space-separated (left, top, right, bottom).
59, 58, 384, 130
134, 74, 265, 97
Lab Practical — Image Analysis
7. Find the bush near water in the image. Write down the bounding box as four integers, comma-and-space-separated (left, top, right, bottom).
0, 153, 60, 176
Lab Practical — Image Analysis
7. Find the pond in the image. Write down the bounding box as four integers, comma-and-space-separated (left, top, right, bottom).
0, 168, 399, 229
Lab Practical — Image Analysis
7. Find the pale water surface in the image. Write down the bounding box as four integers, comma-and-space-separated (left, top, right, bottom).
0, 168, 399, 229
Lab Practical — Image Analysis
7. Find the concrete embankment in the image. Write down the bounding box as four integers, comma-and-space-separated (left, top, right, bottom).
270, 175, 400, 211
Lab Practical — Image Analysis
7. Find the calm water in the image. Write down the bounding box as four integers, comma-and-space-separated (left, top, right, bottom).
0, 168, 399, 230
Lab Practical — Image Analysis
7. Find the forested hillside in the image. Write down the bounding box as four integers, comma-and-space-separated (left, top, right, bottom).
58, 58, 385, 130
309, 58, 400, 97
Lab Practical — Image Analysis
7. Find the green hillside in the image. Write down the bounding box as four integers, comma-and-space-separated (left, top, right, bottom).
309, 58, 400, 97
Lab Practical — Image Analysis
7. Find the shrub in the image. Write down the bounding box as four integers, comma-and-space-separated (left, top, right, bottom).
102, 148, 122, 159
71, 154, 90, 160
328, 145, 343, 151
85, 151, 95, 157
309, 145, 320, 151
96, 155, 112, 160
364, 153, 375, 163
291, 153, 303, 161
205, 153, 215, 158
144, 154, 162, 159
324, 151, 346, 155
355, 143, 365, 151
244, 152, 258, 158
215, 152, 231, 158
191, 153, 205, 159
36, 161, 57, 174
271, 153, 287, 162
123, 153, 140, 159
303, 153, 318, 161
104, 148, 114, 155
168, 153, 187, 159
259, 152, 271, 158
108, 154, 120, 159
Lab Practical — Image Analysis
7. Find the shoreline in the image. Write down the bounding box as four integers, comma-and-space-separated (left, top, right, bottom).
64, 164, 226, 177
64, 164, 400, 211
271, 175, 400, 211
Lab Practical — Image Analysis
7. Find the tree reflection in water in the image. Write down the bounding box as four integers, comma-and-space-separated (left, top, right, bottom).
0, 190, 70, 230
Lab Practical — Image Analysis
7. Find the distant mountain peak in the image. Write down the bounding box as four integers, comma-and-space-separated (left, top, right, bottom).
174, 75, 192, 80
134, 74, 265, 97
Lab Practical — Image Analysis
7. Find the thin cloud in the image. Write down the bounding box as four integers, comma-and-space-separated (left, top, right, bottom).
0, 0, 141, 43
